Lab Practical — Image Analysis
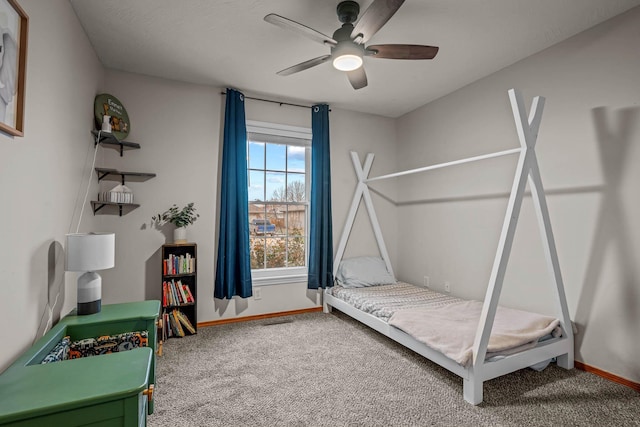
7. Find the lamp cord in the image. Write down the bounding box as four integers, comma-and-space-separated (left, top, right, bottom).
37, 131, 102, 341
76, 131, 100, 234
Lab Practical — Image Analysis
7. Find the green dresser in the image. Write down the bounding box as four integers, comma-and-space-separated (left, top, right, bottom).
0, 300, 160, 426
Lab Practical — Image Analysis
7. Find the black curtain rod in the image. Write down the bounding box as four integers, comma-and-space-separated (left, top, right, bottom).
220, 92, 329, 111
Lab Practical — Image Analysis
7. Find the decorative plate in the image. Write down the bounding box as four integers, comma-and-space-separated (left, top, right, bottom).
94, 93, 130, 141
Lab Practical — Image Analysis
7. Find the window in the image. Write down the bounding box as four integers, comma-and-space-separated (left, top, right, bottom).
246, 121, 311, 285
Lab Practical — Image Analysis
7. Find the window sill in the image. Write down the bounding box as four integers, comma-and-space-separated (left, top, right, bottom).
252, 273, 308, 287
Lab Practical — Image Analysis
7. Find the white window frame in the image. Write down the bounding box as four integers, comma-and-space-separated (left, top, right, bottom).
246, 120, 312, 286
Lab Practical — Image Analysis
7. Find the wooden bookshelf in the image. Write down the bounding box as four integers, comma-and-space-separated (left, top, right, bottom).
160, 243, 197, 342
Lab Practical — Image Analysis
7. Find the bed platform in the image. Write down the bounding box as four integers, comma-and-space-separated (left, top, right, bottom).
325, 89, 574, 405
325, 282, 572, 404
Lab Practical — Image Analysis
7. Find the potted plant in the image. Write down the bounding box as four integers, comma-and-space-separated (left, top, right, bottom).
152, 203, 199, 243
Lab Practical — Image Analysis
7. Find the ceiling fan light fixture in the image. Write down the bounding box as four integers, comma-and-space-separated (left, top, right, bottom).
332, 41, 363, 71
333, 54, 363, 71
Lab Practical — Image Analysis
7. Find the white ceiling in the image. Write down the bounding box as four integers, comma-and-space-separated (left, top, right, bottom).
70, 0, 640, 118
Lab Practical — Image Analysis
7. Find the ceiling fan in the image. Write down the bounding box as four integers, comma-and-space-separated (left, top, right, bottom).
264, 0, 439, 90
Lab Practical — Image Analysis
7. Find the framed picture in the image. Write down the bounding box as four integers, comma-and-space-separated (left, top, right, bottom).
0, 0, 27, 137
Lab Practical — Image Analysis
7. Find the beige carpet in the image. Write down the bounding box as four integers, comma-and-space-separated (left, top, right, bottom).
149, 311, 639, 426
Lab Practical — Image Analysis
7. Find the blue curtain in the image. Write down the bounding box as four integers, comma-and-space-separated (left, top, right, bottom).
308, 104, 333, 289
215, 88, 252, 299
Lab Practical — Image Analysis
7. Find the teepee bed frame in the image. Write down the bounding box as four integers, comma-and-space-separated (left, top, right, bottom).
323, 89, 574, 405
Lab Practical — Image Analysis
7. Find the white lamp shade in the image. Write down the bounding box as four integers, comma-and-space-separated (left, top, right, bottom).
65, 232, 115, 272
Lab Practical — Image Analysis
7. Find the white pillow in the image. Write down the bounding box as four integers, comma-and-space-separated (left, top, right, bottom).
335, 256, 396, 288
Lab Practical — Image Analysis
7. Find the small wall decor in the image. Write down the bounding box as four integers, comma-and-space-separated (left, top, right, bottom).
94, 93, 130, 141
0, 0, 28, 137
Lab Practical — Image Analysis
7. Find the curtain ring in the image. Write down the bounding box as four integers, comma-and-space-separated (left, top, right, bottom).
313, 106, 320, 113
239, 94, 244, 101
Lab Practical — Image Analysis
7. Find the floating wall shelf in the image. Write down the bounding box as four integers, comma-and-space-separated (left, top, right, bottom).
92, 130, 140, 156
90, 201, 140, 216
95, 168, 156, 185
90, 130, 155, 216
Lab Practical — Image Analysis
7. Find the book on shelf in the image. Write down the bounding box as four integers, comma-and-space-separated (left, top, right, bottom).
161, 308, 196, 338
162, 312, 171, 340
171, 280, 180, 304
162, 281, 167, 307
162, 281, 174, 307
169, 310, 185, 337
174, 309, 196, 334
162, 279, 195, 307
178, 280, 188, 303
183, 283, 194, 303
163, 253, 196, 275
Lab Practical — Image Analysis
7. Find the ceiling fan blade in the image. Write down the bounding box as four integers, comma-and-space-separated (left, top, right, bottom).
347, 67, 368, 90
265, 14, 337, 47
276, 55, 332, 76
366, 44, 439, 60
350, 0, 405, 44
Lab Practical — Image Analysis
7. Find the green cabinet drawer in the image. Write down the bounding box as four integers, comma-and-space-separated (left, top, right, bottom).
0, 348, 152, 426
0, 301, 160, 426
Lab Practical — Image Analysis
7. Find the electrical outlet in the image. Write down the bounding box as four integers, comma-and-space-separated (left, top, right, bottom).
444, 281, 450, 293
254, 287, 262, 300
424, 276, 430, 288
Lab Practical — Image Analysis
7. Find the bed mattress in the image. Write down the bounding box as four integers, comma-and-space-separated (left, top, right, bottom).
328, 282, 561, 366
328, 281, 462, 322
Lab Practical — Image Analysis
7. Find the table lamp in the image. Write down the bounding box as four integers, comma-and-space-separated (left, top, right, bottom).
65, 232, 115, 315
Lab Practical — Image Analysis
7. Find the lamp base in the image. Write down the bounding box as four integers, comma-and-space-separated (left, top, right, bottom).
77, 271, 102, 315
78, 299, 102, 315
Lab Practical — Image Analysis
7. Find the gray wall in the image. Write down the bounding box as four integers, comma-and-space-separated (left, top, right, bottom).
395, 7, 640, 382
0, 0, 104, 372
98, 70, 398, 323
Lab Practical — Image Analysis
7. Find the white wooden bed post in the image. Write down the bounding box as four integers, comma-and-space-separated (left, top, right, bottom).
332, 152, 395, 280
326, 151, 395, 312
467, 89, 574, 404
